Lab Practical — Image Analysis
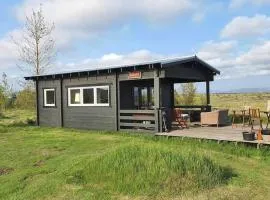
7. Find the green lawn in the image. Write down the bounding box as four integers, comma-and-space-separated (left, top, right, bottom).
1, 110, 270, 199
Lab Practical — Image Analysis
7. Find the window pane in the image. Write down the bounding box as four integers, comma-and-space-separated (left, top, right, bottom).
83, 88, 94, 104
97, 87, 109, 104
46, 90, 55, 105
70, 89, 81, 104
149, 87, 154, 106
141, 87, 148, 107
133, 87, 139, 107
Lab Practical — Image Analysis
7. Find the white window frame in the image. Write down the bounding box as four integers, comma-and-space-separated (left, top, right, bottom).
68, 85, 110, 107
44, 88, 56, 107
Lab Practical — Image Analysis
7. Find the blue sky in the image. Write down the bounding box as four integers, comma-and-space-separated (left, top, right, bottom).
0, 0, 270, 92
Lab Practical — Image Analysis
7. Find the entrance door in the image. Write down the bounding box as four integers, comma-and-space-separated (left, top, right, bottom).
133, 86, 154, 109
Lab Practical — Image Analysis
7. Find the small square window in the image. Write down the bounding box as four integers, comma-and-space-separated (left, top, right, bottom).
44, 89, 55, 107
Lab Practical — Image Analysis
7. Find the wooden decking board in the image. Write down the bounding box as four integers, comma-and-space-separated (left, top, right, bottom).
155, 125, 270, 145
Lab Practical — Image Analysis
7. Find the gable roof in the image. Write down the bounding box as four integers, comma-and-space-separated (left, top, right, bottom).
24, 55, 220, 80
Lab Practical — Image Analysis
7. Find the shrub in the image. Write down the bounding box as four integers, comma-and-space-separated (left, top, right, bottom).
0, 86, 6, 112
27, 118, 36, 126
15, 88, 36, 110
175, 83, 197, 105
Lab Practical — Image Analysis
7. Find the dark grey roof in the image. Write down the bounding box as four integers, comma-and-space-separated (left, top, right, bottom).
25, 55, 220, 80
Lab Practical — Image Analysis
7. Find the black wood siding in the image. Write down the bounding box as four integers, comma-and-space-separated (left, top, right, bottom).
38, 80, 62, 127
62, 75, 117, 131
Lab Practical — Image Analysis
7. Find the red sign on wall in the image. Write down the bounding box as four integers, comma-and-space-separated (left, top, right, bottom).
128, 71, 142, 79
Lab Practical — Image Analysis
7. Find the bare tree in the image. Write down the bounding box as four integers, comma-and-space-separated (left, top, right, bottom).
13, 6, 56, 76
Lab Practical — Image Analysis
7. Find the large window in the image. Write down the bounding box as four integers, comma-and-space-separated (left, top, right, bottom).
44, 88, 56, 107
68, 85, 109, 106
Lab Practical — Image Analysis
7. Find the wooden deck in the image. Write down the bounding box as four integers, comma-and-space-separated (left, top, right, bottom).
155, 125, 270, 147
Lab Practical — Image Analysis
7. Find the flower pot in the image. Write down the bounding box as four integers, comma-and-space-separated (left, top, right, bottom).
262, 129, 270, 135
242, 131, 255, 141
262, 129, 270, 142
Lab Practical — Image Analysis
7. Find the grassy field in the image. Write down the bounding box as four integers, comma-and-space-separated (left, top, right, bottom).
189, 92, 270, 112
183, 92, 270, 122
210, 93, 270, 112
1, 109, 270, 199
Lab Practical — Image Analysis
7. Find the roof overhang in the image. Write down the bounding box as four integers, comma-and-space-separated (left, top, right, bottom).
161, 56, 220, 75
25, 55, 220, 81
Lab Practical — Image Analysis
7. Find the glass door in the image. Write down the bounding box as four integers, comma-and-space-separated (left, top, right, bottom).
133, 87, 154, 109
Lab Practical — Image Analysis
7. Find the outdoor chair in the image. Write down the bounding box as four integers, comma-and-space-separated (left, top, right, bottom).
232, 106, 251, 128
267, 100, 270, 112
173, 108, 189, 129
201, 109, 229, 127
261, 101, 270, 129
249, 108, 262, 129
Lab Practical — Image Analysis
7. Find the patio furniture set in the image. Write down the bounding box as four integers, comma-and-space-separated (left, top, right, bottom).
174, 106, 270, 128
232, 108, 270, 129
172, 104, 270, 142
173, 108, 229, 129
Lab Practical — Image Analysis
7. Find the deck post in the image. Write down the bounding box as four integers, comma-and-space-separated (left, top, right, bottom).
115, 72, 119, 131
206, 81, 210, 105
154, 69, 160, 132
35, 79, 40, 126
159, 109, 163, 132
60, 78, 64, 127
170, 83, 174, 108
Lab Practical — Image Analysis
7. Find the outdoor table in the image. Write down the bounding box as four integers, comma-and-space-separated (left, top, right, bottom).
232, 109, 250, 127
260, 111, 270, 129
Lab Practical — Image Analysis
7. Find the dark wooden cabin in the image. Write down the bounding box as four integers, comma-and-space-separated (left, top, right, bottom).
25, 56, 220, 133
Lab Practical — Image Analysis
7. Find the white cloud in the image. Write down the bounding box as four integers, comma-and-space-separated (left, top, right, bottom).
198, 40, 237, 60
221, 15, 270, 38
0, 32, 18, 70
229, 0, 270, 9
236, 41, 270, 65
54, 49, 167, 73
15, 0, 200, 49
198, 40, 270, 78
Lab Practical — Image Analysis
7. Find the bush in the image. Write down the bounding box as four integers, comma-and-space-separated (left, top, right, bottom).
175, 83, 197, 105
27, 118, 36, 126
15, 88, 36, 110
0, 86, 6, 112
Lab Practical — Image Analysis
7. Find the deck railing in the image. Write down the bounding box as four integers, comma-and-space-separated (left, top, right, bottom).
118, 109, 158, 132
174, 105, 211, 112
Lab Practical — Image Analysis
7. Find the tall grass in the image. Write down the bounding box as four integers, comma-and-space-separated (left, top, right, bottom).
67, 145, 232, 197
